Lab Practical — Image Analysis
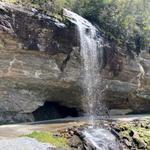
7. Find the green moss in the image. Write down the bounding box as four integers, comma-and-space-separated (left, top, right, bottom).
121, 130, 130, 137
147, 145, 150, 150
137, 128, 150, 147
25, 131, 69, 148
0, 41, 4, 49
116, 121, 150, 149
2, 0, 18, 3
0, 44, 4, 49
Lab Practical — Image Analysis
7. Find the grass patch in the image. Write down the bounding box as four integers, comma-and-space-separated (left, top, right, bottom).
26, 131, 69, 148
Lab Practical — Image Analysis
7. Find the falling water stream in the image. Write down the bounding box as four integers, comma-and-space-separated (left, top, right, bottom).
63, 9, 120, 150
83, 128, 120, 150
64, 9, 102, 125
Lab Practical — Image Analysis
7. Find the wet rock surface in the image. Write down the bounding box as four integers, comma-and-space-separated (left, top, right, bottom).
60, 119, 150, 150
59, 123, 122, 150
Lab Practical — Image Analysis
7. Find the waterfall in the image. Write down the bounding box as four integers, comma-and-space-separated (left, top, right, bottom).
63, 9, 103, 124
83, 128, 120, 150
63, 9, 121, 150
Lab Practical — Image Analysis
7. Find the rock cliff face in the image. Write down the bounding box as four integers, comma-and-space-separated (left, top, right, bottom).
0, 2, 82, 123
0, 2, 150, 123
103, 51, 150, 115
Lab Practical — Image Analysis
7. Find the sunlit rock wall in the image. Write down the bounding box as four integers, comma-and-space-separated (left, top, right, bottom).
102, 49, 150, 115
0, 2, 81, 123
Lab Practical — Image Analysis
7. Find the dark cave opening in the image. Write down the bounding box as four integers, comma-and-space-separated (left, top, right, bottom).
33, 102, 79, 121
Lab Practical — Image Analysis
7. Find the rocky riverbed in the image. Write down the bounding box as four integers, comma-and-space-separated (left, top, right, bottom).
0, 116, 150, 150
60, 118, 150, 150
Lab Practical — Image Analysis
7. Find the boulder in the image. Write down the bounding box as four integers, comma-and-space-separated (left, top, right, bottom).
130, 130, 147, 149
68, 135, 82, 148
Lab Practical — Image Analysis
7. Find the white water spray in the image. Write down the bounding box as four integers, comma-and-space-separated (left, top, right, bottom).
63, 9, 121, 150
83, 128, 120, 150
64, 9, 103, 125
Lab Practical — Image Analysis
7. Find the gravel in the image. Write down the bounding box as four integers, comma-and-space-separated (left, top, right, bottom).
0, 137, 55, 150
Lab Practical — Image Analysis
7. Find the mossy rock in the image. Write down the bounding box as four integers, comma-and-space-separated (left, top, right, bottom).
115, 120, 150, 149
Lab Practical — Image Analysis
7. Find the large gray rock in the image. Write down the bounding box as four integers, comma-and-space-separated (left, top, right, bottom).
103, 53, 150, 113
0, 2, 81, 123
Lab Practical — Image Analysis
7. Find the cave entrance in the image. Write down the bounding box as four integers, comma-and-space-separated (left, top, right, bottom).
33, 102, 79, 121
